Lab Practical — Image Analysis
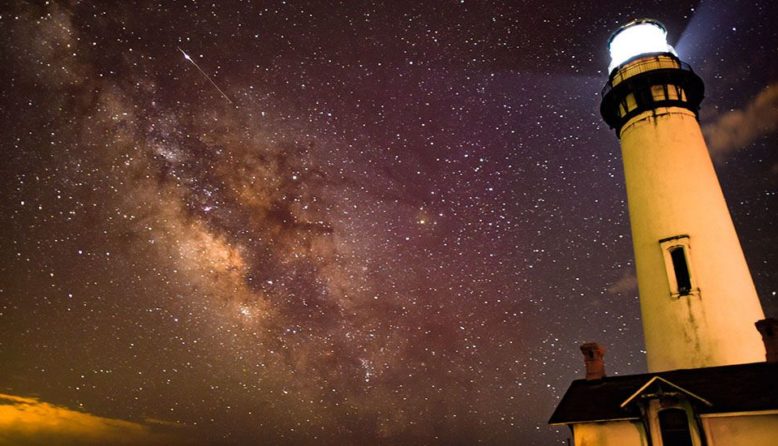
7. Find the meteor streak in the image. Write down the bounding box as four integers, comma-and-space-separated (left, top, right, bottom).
177, 47, 234, 104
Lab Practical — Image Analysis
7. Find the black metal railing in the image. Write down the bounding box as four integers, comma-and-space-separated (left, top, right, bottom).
602, 55, 696, 97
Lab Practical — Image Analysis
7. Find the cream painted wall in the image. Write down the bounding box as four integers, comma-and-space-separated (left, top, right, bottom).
570, 414, 778, 446
618, 106, 764, 372
701, 413, 778, 446
572, 421, 648, 446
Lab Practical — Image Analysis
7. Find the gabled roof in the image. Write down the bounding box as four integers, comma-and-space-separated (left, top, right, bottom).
549, 361, 778, 425
619, 375, 713, 409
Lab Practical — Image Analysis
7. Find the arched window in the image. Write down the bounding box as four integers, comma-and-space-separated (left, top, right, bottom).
658, 408, 693, 446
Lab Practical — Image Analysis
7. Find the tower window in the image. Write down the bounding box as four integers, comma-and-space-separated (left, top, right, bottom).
625, 92, 637, 111
651, 84, 666, 101
659, 235, 697, 297
658, 408, 693, 446
669, 247, 691, 295
667, 85, 679, 100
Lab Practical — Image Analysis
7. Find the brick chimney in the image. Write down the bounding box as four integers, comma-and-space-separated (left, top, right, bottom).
580, 342, 606, 381
755, 318, 778, 363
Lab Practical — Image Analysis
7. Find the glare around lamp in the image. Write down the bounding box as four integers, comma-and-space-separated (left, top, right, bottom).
608, 19, 676, 73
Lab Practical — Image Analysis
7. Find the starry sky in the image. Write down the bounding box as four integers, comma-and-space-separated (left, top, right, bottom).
1, 1, 776, 445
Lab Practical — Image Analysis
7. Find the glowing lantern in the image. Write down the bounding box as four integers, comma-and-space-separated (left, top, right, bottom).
608, 19, 676, 73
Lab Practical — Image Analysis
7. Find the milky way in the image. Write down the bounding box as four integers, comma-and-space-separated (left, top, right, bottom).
1, 1, 776, 445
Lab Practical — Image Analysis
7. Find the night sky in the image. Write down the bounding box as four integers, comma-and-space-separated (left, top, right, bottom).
1, 1, 776, 445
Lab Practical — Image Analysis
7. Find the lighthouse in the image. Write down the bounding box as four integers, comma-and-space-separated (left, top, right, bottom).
600, 19, 765, 372
549, 20, 778, 446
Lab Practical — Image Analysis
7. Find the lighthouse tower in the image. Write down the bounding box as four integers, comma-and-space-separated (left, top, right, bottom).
600, 19, 765, 372
550, 21, 778, 445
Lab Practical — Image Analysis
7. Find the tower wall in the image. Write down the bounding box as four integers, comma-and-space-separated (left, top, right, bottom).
619, 106, 764, 371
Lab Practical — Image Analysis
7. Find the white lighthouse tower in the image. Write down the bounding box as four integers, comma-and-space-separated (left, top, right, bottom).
600, 19, 765, 372
550, 21, 778, 446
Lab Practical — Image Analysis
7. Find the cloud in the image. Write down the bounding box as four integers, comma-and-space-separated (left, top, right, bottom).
703, 83, 778, 156
0, 393, 184, 446
607, 272, 638, 295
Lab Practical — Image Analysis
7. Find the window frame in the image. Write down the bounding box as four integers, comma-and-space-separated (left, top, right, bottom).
658, 407, 694, 446
644, 398, 705, 446
659, 235, 698, 298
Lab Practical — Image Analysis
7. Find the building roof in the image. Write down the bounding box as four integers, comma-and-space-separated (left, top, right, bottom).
549, 362, 778, 425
